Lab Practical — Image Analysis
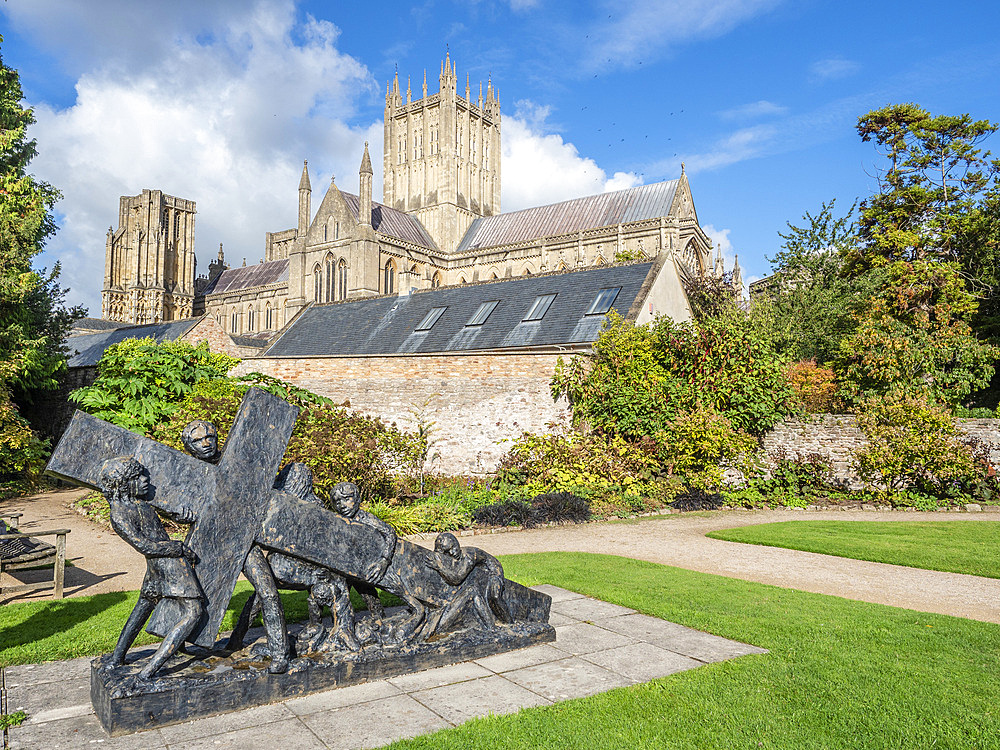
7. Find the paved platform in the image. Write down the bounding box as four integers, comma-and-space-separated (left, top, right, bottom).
4, 586, 766, 749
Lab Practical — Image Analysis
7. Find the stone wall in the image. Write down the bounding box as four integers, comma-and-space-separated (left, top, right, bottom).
231, 352, 570, 475
21, 366, 97, 441
763, 415, 1000, 488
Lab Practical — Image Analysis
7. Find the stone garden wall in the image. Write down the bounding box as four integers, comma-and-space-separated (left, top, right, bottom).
763, 415, 1000, 488
232, 352, 571, 475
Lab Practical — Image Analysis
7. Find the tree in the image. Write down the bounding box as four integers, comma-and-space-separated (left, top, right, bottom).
0, 36, 78, 400
766, 200, 872, 364
835, 260, 998, 408
850, 104, 999, 270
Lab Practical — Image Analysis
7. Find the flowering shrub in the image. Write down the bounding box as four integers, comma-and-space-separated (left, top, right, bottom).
786, 360, 842, 413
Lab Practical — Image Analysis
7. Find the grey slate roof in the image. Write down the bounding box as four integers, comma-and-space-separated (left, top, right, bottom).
66, 319, 200, 367
455, 180, 679, 254
70, 317, 133, 335
202, 259, 289, 296
262, 262, 655, 358
341, 192, 437, 250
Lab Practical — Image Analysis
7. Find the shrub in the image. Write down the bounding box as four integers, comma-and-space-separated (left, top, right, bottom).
724, 449, 842, 508
154, 377, 418, 502
852, 392, 979, 501
0, 392, 49, 499
473, 499, 536, 528
656, 405, 760, 490
472, 492, 592, 528
670, 485, 725, 511
786, 360, 842, 413
70, 338, 239, 434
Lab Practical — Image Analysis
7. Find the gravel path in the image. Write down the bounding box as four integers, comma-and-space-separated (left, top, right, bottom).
4, 489, 1000, 625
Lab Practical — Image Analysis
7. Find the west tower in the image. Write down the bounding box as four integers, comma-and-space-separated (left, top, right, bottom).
383, 52, 501, 252
102, 189, 197, 324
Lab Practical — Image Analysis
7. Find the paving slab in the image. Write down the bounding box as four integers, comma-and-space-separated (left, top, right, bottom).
4, 655, 92, 686
582, 642, 703, 682
7, 676, 90, 719
167, 718, 326, 750
503, 655, 634, 700
530, 583, 585, 602
387, 660, 493, 691
8, 713, 166, 750
550, 621, 635, 655
284, 678, 403, 716
551, 596, 636, 621
411, 674, 551, 724
473, 642, 567, 673
298, 693, 451, 749
156, 701, 296, 745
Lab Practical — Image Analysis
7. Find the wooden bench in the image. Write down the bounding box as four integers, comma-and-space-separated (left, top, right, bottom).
0, 513, 70, 599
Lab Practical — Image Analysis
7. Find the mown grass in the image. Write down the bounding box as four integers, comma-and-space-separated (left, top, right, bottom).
4, 552, 1000, 748
707, 520, 1000, 578
384, 552, 1000, 750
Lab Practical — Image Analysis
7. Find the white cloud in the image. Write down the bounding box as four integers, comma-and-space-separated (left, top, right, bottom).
508, 0, 541, 10
501, 105, 641, 211
24, 2, 380, 314
719, 100, 788, 120
810, 57, 861, 81
584, 0, 785, 69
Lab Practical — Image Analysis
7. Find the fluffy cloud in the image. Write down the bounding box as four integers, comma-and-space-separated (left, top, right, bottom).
22, 2, 380, 314
502, 102, 641, 211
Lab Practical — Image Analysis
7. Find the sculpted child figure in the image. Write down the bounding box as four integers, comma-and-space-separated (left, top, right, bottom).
101, 456, 203, 680
424, 532, 512, 636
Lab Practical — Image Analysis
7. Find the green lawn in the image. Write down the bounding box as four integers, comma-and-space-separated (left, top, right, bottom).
707, 520, 1000, 578
4, 553, 1000, 749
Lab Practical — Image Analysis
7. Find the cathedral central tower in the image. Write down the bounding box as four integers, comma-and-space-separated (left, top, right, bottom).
382, 52, 501, 253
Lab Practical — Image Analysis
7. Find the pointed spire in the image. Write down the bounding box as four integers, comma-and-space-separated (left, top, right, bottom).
445, 47, 451, 75
487, 75, 492, 101
465, 72, 470, 100
360, 141, 373, 174
218, 242, 224, 261
478, 80, 483, 106
298, 159, 311, 192
422, 69, 427, 98
681, 161, 686, 175
406, 75, 411, 104
714, 243, 724, 277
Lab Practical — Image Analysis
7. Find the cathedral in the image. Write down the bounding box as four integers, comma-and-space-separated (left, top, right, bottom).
101, 54, 718, 334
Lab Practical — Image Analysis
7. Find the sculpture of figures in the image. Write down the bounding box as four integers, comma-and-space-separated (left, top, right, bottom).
102, 457, 204, 680
228, 463, 361, 654
331, 481, 396, 618
423, 532, 512, 636
180, 420, 290, 673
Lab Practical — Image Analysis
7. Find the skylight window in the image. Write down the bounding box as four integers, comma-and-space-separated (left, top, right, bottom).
523, 294, 556, 321
585, 287, 622, 316
414, 306, 446, 331
466, 300, 499, 327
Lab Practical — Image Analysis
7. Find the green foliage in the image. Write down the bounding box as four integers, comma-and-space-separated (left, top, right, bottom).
657, 405, 759, 489
683, 271, 739, 321
69, 338, 239, 434
725, 449, 841, 508
836, 261, 998, 406
0, 38, 79, 403
852, 392, 980, 501
496, 429, 660, 504
0, 392, 49, 499
155, 379, 418, 502
766, 200, 872, 365
553, 310, 793, 442
851, 104, 999, 269
0, 710, 27, 730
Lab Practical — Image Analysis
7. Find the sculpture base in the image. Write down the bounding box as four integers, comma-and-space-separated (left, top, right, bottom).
91, 622, 555, 736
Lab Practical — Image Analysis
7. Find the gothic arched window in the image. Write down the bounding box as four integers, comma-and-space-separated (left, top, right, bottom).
313, 264, 322, 302
431, 271, 442, 288
325, 254, 335, 302
247, 306, 255, 333
231, 309, 239, 333
384, 260, 395, 295
338, 259, 348, 300
265, 303, 273, 331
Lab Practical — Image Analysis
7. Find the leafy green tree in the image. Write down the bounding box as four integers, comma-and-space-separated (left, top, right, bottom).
0, 36, 79, 400
766, 200, 872, 364
850, 104, 999, 270
836, 260, 998, 407
70, 338, 239, 434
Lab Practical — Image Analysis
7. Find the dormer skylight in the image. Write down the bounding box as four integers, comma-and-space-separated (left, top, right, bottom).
414, 306, 446, 331
467, 300, 499, 327
585, 287, 622, 315
523, 294, 556, 322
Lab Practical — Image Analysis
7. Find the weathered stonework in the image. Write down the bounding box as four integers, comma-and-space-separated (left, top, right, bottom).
231, 352, 571, 474
763, 415, 1000, 488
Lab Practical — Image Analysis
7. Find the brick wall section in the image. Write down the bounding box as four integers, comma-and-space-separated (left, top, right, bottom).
181, 316, 245, 358
764, 415, 1000, 488
231, 353, 571, 474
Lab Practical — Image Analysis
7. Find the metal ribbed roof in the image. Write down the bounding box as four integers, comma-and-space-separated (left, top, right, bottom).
341, 192, 438, 250
456, 180, 679, 254
202, 259, 289, 296
262, 262, 656, 358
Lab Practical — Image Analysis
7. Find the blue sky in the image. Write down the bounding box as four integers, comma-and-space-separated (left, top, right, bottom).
3, 0, 999, 314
